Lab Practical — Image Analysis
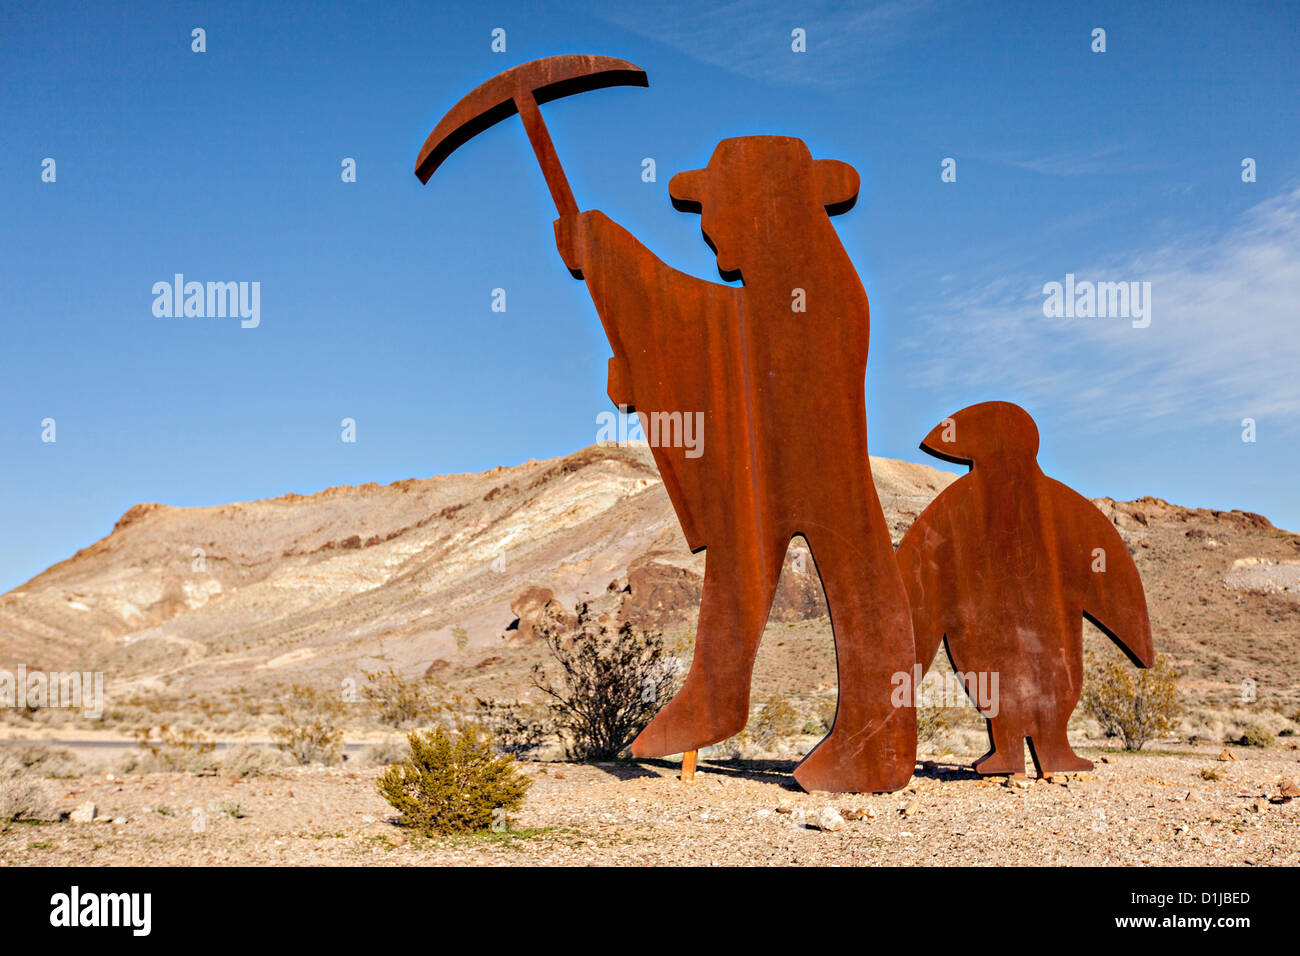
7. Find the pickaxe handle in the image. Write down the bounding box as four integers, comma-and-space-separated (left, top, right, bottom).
516, 91, 578, 218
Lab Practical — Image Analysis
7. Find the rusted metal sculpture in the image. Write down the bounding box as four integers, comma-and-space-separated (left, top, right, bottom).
896, 402, 1154, 776
416, 55, 917, 793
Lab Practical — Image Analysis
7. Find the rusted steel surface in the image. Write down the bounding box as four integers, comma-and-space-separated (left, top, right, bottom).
557, 139, 916, 793
417, 55, 918, 793
414, 54, 648, 217
896, 402, 1154, 776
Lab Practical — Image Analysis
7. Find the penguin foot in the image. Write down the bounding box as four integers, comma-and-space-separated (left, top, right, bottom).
1029, 745, 1094, 775
973, 748, 1026, 776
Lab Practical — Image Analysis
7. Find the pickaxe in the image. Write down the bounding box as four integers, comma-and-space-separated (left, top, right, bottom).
415, 54, 648, 216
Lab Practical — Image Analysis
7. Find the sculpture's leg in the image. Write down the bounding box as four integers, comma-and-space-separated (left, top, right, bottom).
972, 718, 1027, 775
631, 539, 784, 758
793, 529, 917, 793
1027, 720, 1094, 776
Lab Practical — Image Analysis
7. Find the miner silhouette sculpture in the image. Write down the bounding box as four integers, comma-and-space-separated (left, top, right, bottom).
896, 402, 1154, 776
416, 55, 916, 793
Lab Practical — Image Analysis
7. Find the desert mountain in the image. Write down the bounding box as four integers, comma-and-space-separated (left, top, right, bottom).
1, 444, 1297, 710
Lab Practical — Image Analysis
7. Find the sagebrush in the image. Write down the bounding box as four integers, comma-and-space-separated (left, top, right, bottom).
532, 602, 679, 760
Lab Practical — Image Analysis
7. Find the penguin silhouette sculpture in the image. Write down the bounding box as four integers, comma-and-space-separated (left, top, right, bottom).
896, 402, 1154, 776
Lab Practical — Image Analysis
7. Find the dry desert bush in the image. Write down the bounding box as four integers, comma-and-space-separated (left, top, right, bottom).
531, 602, 680, 760
361, 667, 435, 728
358, 737, 408, 766
220, 743, 288, 777
272, 685, 344, 765
1082, 653, 1182, 750
0, 754, 56, 830
118, 724, 220, 774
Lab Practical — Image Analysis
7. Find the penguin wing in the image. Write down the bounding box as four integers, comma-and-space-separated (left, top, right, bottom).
896, 492, 957, 673
1052, 480, 1154, 668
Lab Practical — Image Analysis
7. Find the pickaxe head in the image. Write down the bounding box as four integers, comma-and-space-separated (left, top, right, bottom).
415, 54, 648, 192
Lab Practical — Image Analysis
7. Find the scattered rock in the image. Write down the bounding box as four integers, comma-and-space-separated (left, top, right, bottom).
902, 799, 923, 817
1218, 749, 1237, 762
1005, 777, 1031, 790
775, 800, 794, 814
70, 802, 97, 824
112, 816, 128, 825
809, 807, 845, 832
842, 807, 867, 821
1278, 779, 1300, 800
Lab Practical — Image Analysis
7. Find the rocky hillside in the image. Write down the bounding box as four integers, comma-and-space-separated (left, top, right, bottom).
1, 444, 1296, 711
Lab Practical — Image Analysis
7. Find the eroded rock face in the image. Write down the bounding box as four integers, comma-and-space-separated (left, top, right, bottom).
617, 544, 829, 630
506, 586, 576, 644
619, 557, 703, 630
769, 543, 829, 623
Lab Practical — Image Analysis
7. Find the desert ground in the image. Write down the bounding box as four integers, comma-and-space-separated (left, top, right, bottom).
3, 736, 1298, 867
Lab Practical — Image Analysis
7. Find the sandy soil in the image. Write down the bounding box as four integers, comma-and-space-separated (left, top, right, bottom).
4, 742, 1298, 866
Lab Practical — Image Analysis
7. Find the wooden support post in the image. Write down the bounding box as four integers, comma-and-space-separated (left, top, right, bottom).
681, 750, 697, 782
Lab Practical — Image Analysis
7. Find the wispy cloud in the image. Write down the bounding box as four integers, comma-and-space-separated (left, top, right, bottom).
970, 143, 1160, 177
591, 0, 938, 89
904, 184, 1300, 432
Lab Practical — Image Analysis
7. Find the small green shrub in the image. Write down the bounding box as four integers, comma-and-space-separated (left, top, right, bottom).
1237, 725, 1273, 748
377, 725, 531, 836
1082, 653, 1181, 750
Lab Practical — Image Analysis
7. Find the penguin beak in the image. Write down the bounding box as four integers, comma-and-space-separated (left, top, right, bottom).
919, 414, 971, 466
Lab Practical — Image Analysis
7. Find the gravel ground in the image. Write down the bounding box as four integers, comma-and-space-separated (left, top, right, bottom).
4, 743, 1298, 866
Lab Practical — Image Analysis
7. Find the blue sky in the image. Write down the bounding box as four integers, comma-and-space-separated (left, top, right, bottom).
2, 0, 1298, 593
